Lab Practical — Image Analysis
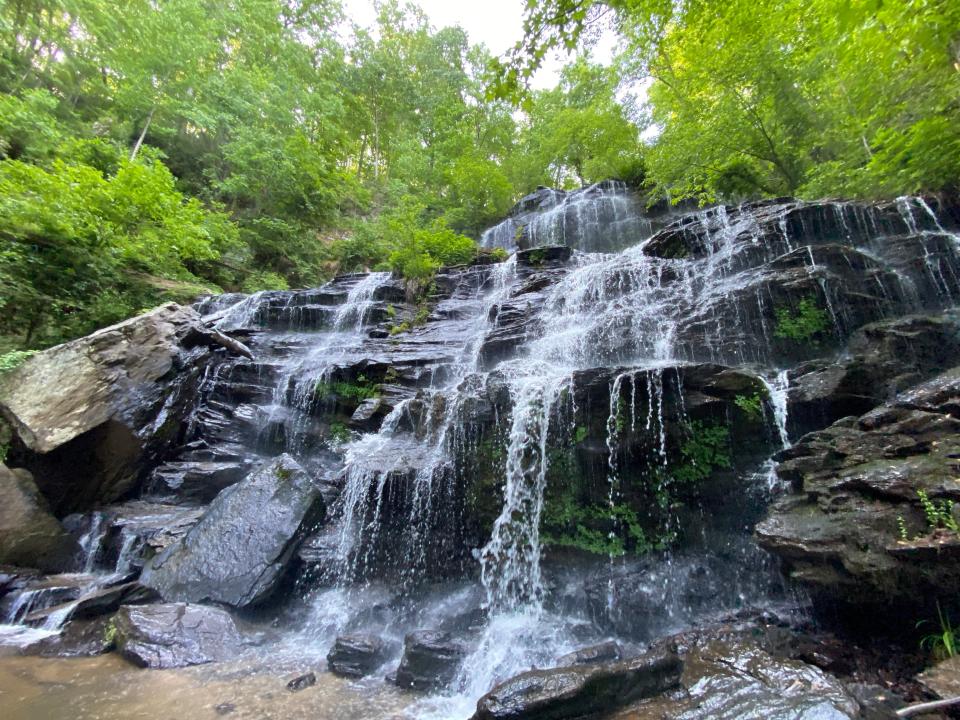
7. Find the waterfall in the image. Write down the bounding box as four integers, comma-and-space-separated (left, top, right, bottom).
480, 181, 654, 253
479, 371, 571, 611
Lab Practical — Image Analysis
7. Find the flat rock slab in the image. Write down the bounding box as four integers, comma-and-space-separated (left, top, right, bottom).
141, 455, 324, 608
611, 641, 858, 720
557, 640, 623, 667
471, 649, 683, 720
113, 602, 242, 668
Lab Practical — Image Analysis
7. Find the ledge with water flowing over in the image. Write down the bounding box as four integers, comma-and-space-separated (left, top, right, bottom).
2, 188, 960, 718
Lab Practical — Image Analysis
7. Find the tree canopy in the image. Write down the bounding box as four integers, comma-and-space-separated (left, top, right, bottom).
500, 0, 960, 202
1, 0, 956, 351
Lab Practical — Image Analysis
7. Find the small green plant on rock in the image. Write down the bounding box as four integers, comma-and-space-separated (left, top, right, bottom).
526, 248, 546, 266
315, 375, 380, 402
734, 392, 764, 421
0, 350, 36, 374
328, 422, 350, 445
541, 494, 655, 557
774, 297, 830, 342
919, 603, 958, 661
671, 421, 732, 485
917, 489, 959, 533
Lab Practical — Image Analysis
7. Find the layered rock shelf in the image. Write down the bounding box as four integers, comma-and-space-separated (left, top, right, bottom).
2, 184, 960, 719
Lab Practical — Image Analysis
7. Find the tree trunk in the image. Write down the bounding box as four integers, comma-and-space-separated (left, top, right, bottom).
130, 106, 156, 162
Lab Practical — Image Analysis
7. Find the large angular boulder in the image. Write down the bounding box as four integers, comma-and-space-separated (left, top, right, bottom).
0, 304, 225, 513
141, 455, 325, 608
112, 602, 242, 668
471, 649, 683, 720
0, 464, 80, 571
757, 367, 960, 620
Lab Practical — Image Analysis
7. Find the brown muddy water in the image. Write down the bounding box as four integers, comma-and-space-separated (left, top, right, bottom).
0, 650, 414, 720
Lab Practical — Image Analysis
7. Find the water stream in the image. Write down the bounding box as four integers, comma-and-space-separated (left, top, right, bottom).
4, 187, 960, 719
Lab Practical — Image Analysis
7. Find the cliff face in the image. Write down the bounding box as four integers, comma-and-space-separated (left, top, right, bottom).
1, 187, 960, 715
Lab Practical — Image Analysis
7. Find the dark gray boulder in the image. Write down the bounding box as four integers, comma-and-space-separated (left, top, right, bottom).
757, 367, 960, 620
470, 649, 683, 720
0, 303, 247, 514
141, 455, 325, 608
0, 464, 80, 572
286, 671, 317, 692
23, 617, 116, 657
394, 630, 466, 691
327, 633, 391, 677
113, 602, 242, 668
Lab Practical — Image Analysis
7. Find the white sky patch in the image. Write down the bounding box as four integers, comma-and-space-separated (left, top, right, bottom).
339, 0, 617, 90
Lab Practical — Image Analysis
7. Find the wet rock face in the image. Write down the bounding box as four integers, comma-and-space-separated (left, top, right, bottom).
556, 640, 623, 667
141, 455, 325, 608
327, 633, 392, 677
614, 641, 858, 720
471, 649, 683, 720
757, 367, 960, 620
0, 464, 80, 572
23, 617, 116, 657
394, 630, 467, 691
112, 602, 242, 668
786, 313, 960, 438
0, 303, 229, 514
479, 182, 656, 254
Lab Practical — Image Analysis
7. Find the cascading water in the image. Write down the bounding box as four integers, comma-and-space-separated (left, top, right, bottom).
7, 185, 960, 720
480, 181, 655, 253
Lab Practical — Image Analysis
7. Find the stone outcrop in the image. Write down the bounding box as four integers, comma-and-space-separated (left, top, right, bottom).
394, 630, 467, 691
0, 464, 80, 572
757, 367, 960, 618
141, 455, 325, 608
327, 633, 392, 677
614, 640, 859, 720
0, 303, 249, 514
785, 313, 960, 438
471, 649, 683, 720
112, 602, 242, 668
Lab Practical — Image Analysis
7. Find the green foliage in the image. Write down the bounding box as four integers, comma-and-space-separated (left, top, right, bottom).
0, 153, 234, 347
102, 621, 118, 647
919, 603, 958, 662
897, 515, 909, 542
917, 490, 960, 534
328, 422, 351, 445
671, 421, 732, 485
734, 392, 764, 422
504, 0, 960, 202
316, 375, 380, 403
573, 425, 589, 443
0, 350, 36, 374
541, 495, 654, 556
241, 271, 289, 294
774, 298, 830, 342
